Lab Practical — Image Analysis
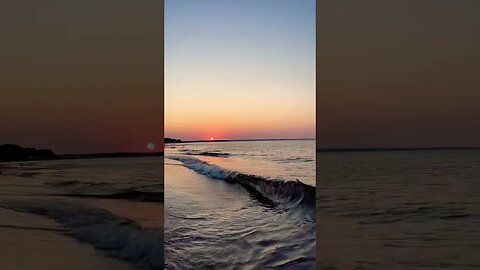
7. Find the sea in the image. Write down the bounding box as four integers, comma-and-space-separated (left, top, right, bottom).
0, 157, 164, 269
164, 140, 316, 269
317, 149, 480, 269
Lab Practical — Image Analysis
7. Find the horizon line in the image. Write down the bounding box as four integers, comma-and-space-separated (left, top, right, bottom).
176, 138, 316, 143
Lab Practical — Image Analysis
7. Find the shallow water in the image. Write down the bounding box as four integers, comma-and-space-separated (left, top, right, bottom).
165, 140, 316, 269
0, 157, 164, 270
169, 140, 316, 186
317, 150, 480, 269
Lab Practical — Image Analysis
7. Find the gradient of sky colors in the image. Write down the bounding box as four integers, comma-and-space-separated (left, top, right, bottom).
0, 1, 163, 154
317, 0, 480, 148
165, 0, 316, 141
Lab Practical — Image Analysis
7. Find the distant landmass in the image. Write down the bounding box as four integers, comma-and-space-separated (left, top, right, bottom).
0, 144, 58, 162
166, 138, 314, 143
164, 138, 183, 143
0, 144, 163, 162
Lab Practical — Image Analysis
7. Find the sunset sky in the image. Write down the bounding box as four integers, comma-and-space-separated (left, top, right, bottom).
3, 0, 475, 152
165, 0, 316, 141
0, 0, 163, 154
317, 0, 480, 148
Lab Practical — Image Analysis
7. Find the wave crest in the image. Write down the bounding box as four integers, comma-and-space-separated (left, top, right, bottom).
46, 180, 163, 202
168, 156, 315, 220
179, 150, 231, 157
0, 199, 163, 269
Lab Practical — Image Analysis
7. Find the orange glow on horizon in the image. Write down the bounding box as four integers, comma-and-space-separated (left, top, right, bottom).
164, 0, 315, 142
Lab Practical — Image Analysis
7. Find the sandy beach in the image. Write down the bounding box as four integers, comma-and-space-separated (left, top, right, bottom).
0, 157, 164, 270
0, 207, 135, 270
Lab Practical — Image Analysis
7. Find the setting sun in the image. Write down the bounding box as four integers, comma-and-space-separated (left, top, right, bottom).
210, 137, 214, 141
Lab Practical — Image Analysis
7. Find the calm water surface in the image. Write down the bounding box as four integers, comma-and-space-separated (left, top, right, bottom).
317, 150, 480, 269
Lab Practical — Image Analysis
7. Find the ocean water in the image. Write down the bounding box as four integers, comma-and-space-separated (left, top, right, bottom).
317, 149, 480, 269
165, 140, 316, 269
0, 157, 164, 270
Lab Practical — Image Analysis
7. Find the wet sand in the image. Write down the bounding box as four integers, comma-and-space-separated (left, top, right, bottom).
0, 157, 164, 270
0, 207, 135, 270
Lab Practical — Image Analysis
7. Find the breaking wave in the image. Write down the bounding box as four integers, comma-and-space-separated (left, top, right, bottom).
168, 156, 315, 220
179, 150, 231, 157
45, 180, 163, 202
0, 199, 163, 270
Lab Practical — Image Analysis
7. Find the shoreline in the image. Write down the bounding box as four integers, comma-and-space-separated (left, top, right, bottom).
0, 207, 135, 270
0, 157, 164, 269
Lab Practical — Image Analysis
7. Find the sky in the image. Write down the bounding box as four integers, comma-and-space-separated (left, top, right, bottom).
0, 0, 163, 154
165, 0, 316, 141
317, 0, 480, 148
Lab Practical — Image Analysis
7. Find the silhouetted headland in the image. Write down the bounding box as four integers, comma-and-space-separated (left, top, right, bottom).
164, 138, 183, 143
0, 144, 58, 162
0, 144, 163, 162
